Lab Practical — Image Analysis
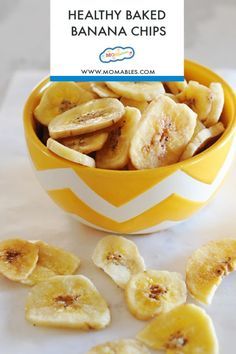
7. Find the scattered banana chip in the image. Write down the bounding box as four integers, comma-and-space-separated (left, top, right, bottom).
25, 275, 111, 329
34, 82, 94, 126
177, 81, 213, 121
120, 97, 149, 113
47, 138, 96, 167
129, 95, 197, 169
88, 339, 150, 354
22, 241, 80, 286
186, 238, 236, 304
125, 270, 187, 321
92, 235, 145, 289
92, 82, 119, 98
137, 304, 219, 354
96, 107, 141, 169
48, 98, 125, 139
59, 131, 108, 154
180, 122, 225, 161
0, 239, 39, 281
204, 83, 225, 127
106, 82, 165, 101
165, 80, 187, 95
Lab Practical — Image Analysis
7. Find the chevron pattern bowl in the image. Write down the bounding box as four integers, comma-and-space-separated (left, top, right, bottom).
23, 60, 236, 234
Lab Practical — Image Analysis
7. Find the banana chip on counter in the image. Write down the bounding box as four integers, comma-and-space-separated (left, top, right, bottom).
137, 304, 218, 354
92, 235, 145, 289
96, 107, 141, 169
88, 339, 150, 354
125, 270, 187, 321
186, 238, 236, 304
25, 275, 111, 329
129, 95, 197, 169
34, 82, 95, 126
21, 241, 80, 286
0, 239, 39, 281
106, 82, 165, 101
48, 98, 125, 139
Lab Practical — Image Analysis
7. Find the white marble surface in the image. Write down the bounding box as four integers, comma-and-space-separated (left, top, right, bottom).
0, 0, 236, 107
0, 71, 236, 353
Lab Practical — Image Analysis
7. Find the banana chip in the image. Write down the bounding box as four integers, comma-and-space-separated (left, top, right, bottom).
22, 241, 80, 286
92, 235, 145, 289
48, 98, 125, 139
25, 275, 111, 329
0, 239, 38, 281
180, 122, 225, 161
60, 131, 108, 154
34, 82, 94, 126
92, 82, 119, 98
204, 83, 224, 127
186, 238, 236, 304
47, 138, 96, 167
88, 339, 150, 354
125, 270, 187, 320
177, 81, 213, 121
120, 97, 149, 113
129, 95, 197, 169
106, 82, 165, 101
137, 304, 218, 354
165, 80, 187, 95
96, 107, 141, 169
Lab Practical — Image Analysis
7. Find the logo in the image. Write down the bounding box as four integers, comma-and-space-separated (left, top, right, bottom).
99, 46, 135, 63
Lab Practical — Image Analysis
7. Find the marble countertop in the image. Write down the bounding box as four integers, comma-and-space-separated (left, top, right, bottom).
0, 71, 236, 353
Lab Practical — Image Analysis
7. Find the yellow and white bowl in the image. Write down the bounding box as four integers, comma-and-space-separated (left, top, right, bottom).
23, 60, 236, 234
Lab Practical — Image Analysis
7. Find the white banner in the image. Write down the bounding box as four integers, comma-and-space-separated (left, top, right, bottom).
50, 0, 184, 81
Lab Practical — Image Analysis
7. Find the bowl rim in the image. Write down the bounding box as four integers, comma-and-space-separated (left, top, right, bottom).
24, 59, 236, 174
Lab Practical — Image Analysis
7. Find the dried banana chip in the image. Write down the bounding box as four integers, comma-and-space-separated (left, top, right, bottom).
47, 138, 96, 167
34, 82, 94, 126
125, 270, 187, 320
48, 98, 125, 139
22, 241, 80, 285
204, 83, 224, 127
129, 95, 197, 169
165, 80, 187, 95
0, 239, 38, 281
92, 235, 145, 289
137, 304, 218, 354
180, 122, 224, 161
88, 339, 150, 354
96, 107, 141, 169
25, 275, 111, 329
60, 131, 108, 154
177, 81, 213, 121
92, 82, 119, 98
106, 82, 165, 101
186, 238, 236, 304
120, 97, 149, 113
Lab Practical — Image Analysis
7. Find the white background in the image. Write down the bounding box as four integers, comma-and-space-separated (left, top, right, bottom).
50, 0, 184, 78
